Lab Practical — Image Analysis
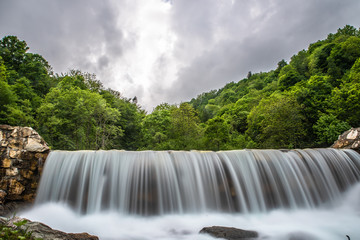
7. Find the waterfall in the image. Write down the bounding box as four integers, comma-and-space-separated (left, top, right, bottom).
35, 149, 360, 215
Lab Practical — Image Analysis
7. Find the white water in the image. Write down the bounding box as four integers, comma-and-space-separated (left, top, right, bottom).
20, 183, 360, 239
19, 149, 360, 239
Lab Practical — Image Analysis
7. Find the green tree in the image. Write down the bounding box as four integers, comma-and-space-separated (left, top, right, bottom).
308, 43, 335, 75
0, 36, 28, 71
327, 36, 360, 79
330, 81, 360, 127
168, 103, 203, 150
0, 58, 17, 122
37, 79, 122, 150
100, 89, 144, 150
247, 93, 306, 148
289, 75, 333, 127
204, 116, 230, 150
142, 104, 172, 149
278, 65, 303, 90
313, 114, 351, 146
0, 58, 16, 110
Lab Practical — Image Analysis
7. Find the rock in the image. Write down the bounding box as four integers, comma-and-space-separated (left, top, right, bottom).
0, 125, 50, 205
25, 138, 49, 152
13, 218, 99, 240
332, 127, 360, 153
21, 127, 33, 138
8, 179, 25, 195
0, 125, 14, 131
5, 167, 18, 176
9, 149, 20, 158
2, 158, 11, 168
0, 190, 6, 204
200, 226, 258, 240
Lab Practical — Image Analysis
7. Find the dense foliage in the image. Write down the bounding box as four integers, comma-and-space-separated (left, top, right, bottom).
1, 25, 359, 150
0, 36, 144, 150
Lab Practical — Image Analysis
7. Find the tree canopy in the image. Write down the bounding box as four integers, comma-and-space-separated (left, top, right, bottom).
1, 25, 360, 150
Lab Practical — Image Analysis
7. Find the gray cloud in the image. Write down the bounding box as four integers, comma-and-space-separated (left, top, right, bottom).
1, 0, 360, 111
164, 0, 360, 103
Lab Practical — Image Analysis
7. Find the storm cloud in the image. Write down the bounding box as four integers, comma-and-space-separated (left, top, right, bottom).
1, 0, 360, 111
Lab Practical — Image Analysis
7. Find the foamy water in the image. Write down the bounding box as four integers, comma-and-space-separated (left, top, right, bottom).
20, 183, 360, 240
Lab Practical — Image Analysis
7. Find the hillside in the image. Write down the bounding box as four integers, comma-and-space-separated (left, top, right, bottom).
188, 25, 360, 149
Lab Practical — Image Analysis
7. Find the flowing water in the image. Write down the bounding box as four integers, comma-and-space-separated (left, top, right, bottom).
20, 149, 360, 239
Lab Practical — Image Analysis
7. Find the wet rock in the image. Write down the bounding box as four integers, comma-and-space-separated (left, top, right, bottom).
200, 226, 258, 239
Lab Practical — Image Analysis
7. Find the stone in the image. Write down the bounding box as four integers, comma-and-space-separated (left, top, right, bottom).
332, 127, 360, 153
200, 226, 259, 240
9, 149, 20, 158
0, 125, 14, 131
8, 138, 24, 149
0, 190, 6, 204
30, 159, 38, 171
8, 179, 25, 195
30, 181, 38, 189
10, 128, 19, 138
25, 138, 49, 152
2, 158, 11, 168
23, 193, 35, 202
0, 179, 8, 191
20, 169, 33, 179
6, 167, 18, 176
21, 127, 34, 138
13, 218, 100, 240
347, 129, 358, 140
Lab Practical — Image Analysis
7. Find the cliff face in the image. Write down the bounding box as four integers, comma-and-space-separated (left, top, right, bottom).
0, 125, 49, 205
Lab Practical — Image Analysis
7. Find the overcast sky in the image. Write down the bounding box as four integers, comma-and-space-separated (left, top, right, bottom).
1, 0, 360, 112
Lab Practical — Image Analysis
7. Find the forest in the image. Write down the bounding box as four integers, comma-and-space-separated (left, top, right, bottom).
1, 25, 360, 151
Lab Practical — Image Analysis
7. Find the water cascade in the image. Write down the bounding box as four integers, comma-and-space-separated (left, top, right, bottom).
35, 149, 360, 215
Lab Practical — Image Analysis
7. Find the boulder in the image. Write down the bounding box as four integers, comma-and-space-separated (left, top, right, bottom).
332, 127, 360, 153
200, 226, 258, 240
2, 217, 99, 240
